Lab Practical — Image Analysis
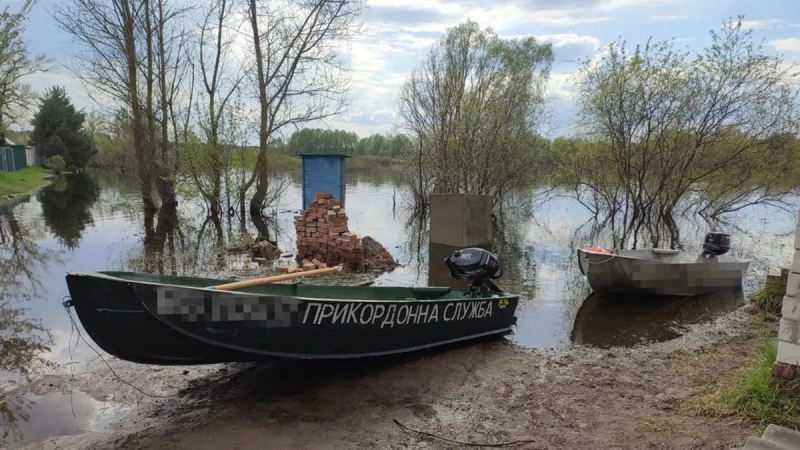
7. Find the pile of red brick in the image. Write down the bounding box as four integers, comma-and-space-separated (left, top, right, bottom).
295, 192, 363, 270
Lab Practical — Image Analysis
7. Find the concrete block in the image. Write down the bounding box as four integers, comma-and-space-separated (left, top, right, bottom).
793, 251, 800, 274
742, 436, 783, 450
778, 318, 800, 344
762, 424, 800, 450
782, 295, 800, 321
766, 274, 788, 287
777, 341, 800, 366
430, 194, 493, 247
787, 272, 800, 298
795, 225, 800, 250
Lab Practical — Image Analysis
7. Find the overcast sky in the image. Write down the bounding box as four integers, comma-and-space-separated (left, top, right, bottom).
15, 0, 800, 138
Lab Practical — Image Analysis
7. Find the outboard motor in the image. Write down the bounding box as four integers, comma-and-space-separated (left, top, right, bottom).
701, 232, 731, 259
444, 248, 502, 297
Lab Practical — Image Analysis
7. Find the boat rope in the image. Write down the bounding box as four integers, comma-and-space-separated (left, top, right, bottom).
393, 419, 542, 448
66, 297, 77, 419
585, 253, 617, 265
62, 301, 262, 399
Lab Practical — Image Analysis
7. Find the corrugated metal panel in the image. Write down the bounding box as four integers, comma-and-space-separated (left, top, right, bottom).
0, 146, 32, 172
0, 147, 11, 172
300, 154, 347, 209
26, 146, 43, 166
12, 146, 26, 170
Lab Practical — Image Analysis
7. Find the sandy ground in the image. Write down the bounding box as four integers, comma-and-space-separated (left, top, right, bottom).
23, 306, 775, 450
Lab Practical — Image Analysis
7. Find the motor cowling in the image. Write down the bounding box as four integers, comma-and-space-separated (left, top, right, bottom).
444, 248, 502, 296
702, 232, 731, 257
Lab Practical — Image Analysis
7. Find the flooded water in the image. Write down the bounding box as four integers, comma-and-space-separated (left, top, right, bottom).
0, 169, 797, 447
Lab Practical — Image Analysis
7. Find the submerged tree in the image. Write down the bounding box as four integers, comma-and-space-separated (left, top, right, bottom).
185, 0, 242, 221
245, 0, 364, 215
560, 19, 800, 248
399, 21, 553, 208
55, 0, 189, 210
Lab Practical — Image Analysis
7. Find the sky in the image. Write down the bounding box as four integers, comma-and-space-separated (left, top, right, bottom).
13, 0, 800, 139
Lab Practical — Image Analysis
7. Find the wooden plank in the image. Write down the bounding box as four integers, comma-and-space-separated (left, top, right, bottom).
214, 266, 343, 291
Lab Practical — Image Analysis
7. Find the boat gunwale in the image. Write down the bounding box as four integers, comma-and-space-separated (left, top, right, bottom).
66, 271, 519, 303
66, 271, 519, 360
576, 248, 752, 266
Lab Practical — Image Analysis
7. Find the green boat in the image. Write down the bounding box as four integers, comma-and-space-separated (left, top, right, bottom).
64, 248, 519, 364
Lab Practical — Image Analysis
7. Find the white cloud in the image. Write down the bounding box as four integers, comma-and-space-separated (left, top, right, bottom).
675, 37, 695, 42
547, 72, 578, 100
741, 19, 784, 30
365, 1, 613, 32
532, 33, 600, 50
768, 38, 800, 52
651, 15, 685, 21
396, 33, 437, 49
597, 0, 677, 12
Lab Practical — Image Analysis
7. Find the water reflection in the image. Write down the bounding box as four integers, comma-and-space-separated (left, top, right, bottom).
0, 209, 52, 301
0, 170, 794, 447
571, 290, 745, 348
38, 174, 100, 250
3, 391, 126, 448
0, 206, 54, 445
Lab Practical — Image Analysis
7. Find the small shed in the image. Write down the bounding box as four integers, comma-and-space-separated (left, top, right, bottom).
0, 145, 28, 172
298, 153, 349, 209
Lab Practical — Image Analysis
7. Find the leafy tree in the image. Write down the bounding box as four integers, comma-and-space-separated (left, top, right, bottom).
44, 154, 65, 173
399, 21, 553, 206
91, 109, 136, 172
30, 86, 96, 169
0, 0, 48, 143
565, 19, 800, 248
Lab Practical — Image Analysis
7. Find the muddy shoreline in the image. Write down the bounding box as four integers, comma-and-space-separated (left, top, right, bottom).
13, 304, 773, 450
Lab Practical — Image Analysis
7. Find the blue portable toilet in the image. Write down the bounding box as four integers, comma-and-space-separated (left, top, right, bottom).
298, 153, 349, 209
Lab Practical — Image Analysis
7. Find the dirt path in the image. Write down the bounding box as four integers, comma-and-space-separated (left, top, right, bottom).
31, 308, 774, 450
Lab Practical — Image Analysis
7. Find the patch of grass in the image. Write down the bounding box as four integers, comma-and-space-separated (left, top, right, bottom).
701, 342, 800, 429
0, 166, 50, 196
751, 284, 786, 316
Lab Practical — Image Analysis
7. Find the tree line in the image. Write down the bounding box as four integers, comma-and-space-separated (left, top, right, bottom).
280, 128, 410, 158
2, 0, 798, 249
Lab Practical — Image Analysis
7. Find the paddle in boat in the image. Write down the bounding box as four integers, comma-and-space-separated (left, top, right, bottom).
64, 248, 519, 365
577, 232, 750, 297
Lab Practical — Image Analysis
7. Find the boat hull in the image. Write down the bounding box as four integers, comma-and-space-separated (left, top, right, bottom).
577, 249, 749, 297
65, 272, 519, 365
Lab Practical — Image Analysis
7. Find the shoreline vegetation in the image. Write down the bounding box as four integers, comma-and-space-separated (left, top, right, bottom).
0, 166, 51, 197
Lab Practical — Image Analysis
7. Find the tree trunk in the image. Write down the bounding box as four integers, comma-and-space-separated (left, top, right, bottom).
247, 0, 270, 216
156, 0, 176, 206
121, 0, 155, 212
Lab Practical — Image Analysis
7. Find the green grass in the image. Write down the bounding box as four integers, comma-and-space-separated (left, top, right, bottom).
0, 166, 50, 196
751, 284, 786, 315
705, 343, 800, 429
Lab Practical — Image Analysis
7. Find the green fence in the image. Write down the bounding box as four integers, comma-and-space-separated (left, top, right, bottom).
0, 145, 28, 172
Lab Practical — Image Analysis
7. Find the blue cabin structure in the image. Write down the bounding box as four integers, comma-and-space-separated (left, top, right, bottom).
298, 153, 349, 209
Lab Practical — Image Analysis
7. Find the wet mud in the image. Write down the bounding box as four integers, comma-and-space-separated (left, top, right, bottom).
20, 305, 773, 450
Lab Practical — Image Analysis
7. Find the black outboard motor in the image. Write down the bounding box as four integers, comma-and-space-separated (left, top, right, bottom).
444, 248, 502, 297
701, 232, 731, 259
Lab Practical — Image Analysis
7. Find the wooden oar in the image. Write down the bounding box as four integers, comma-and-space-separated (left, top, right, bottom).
214, 265, 343, 291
